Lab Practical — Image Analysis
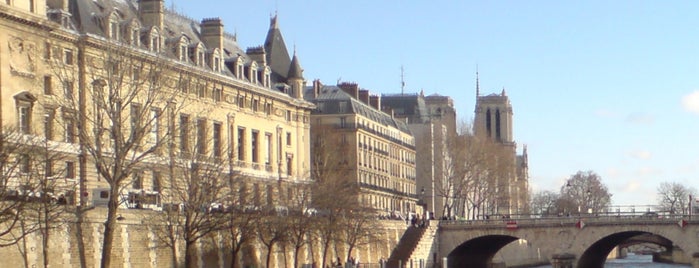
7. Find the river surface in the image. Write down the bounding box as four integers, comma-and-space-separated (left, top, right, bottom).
533, 253, 691, 267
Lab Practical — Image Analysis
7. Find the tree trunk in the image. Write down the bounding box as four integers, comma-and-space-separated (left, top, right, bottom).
75, 209, 87, 268
321, 240, 330, 268
265, 243, 275, 268
229, 243, 240, 268
169, 225, 178, 268
99, 187, 120, 268
185, 240, 196, 268
293, 246, 300, 268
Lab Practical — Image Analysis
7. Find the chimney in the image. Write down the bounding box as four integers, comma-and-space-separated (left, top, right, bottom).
338, 82, 359, 99
382, 107, 394, 118
312, 79, 323, 99
246, 46, 266, 65
369, 95, 381, 110
358, 90, 370, 105
201, 18, 224, 50
138, 0, 164, 31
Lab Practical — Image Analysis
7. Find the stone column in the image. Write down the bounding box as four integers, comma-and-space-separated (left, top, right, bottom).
551, 253, 575, 268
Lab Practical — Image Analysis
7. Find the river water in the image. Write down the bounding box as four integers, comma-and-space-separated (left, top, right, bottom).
533, 253, 691, 267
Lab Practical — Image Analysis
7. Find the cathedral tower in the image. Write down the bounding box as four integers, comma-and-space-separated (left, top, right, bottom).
474, 88, 513, 144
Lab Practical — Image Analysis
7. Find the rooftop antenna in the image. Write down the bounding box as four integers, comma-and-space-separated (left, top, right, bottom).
401, 65, 406, 95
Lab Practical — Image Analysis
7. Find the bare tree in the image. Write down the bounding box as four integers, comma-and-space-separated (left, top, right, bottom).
222, 179, 261, 268
443, 123, 514, 220
338, 206, 383, 263
309, 125, 357, 268
559, 171, 611, 214
256, 210, 287, 268
657, 182, 697, 214
52, 42, 187, 268
529, 190, 560, 216
283, 186, 314, 268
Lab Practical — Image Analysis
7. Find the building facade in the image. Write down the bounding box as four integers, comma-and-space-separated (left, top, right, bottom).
381, 92, 456, 219
305, 81, 418, 218
0, 0, 313, 212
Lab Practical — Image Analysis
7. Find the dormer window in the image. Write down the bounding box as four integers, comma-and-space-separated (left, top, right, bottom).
148, 28, 160, 52
249, 62, 258, 84
211, 49, 221, 72
127, 21, 140, 47
236, 58, 244, 79
262, 66, 271, 88
106, 12, 121, 41
177, 36, 188, 61
190, 43, 205, 67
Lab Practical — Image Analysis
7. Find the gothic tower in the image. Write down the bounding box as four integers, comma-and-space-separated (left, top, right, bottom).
474, 88, 514, 145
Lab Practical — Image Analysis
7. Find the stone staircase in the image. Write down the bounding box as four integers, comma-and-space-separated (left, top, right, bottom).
386, 221, 439, 268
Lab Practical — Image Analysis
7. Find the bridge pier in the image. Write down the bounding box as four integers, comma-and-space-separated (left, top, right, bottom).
551, 253, 575, 268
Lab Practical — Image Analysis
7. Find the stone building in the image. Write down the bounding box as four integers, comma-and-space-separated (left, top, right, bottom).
381, 92, 456, 219
473, 77, 529, 215
0, 0, 313, 234
305, 81, 418, 219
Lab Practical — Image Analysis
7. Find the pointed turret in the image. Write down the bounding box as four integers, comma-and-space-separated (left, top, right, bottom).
476, 68, 480, 97
264, 14, 292, 84
288, 51, 304, 99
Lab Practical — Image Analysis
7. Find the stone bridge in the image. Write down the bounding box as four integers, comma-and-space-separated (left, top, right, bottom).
437, 215, 699, 268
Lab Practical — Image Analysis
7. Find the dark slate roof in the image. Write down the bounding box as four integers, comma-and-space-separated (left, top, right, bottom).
305, 86, 412, 134
66, 0, 310, 99
287, 53, 302, 79
264, 15, 291, 84
380, 93, 430, 124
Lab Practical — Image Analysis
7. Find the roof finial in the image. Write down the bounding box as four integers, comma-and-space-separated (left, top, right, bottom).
476, 65, 480, 98
501, 87, 507, 96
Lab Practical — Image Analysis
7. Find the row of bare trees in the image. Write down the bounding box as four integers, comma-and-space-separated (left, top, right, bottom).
12, 38, 385, 268
530, 170, 612, 216
434, 124, 521, 220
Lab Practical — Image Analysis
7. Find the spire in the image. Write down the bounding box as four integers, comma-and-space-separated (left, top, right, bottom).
476, 67, 480, 98
270, 12, 279, 29
501, 87, 507, 96
287, 50, 303, 79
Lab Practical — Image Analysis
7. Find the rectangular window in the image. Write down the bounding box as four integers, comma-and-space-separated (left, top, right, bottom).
66, 161, 75, 179
45, 159, 53, 177
152, 172, 160, 192
65, 117, 76, 143
20, 154, 31, 173
252, 99, 259, 112
213, 88, 222, 102
264, 103, 272, 115
149, 109, 159, 144
237, 96, 245, 108
286, 132, 291, 146
63, 81, 73, 100
198, 85, 206, 98
286, 110, 291, 121
286, 155, 293, 176
133, 172, 142, 189
18, 106, 30, 134
265, 133, 272, 165
340, 117, 347, 128
339, 101, 348, 113
180, 114, 190, 153
63, 49, 73, 65
44, 109, 54, 140
130, 104, 141, 140
237, 128, 245, 160
43, 76, 52, 95
251, 130, 259, 163
196, 119, 207, 155
44, 42, 51, 60
213, 122, 222, 158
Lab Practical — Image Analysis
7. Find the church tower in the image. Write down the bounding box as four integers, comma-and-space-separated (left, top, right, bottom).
474, 87, 514, 145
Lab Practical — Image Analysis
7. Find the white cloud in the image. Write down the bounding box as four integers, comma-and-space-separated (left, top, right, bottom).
628, 150, 652, 160
594, 108, 617, 118
682, 91, 699, 115
625, 113, 655, 125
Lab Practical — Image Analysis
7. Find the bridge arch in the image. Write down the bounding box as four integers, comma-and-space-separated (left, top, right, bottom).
446, 235, 519, 267
578, 230, 685, 267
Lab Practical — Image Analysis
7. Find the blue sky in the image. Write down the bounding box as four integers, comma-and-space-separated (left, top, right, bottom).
167, 0, 699, 206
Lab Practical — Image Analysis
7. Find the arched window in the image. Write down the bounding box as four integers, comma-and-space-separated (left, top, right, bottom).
148, 28, 160, 52
108, 12, 120, 40
128, 21, 140, 47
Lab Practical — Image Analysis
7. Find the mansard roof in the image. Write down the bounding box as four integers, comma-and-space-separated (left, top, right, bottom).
305, 86, 412, 135
380, 93, 430, 124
